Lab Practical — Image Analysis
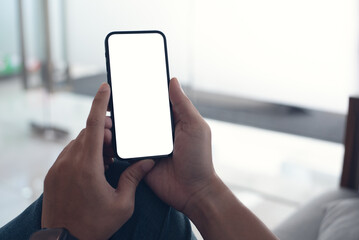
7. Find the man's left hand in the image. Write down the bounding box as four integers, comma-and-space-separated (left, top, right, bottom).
41, 83, 154, 240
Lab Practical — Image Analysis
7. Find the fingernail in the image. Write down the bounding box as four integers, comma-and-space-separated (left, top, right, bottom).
141, 160, 155, 172
99, 83, 109, 92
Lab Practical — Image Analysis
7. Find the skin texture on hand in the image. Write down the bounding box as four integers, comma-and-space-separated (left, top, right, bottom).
145, 78, 217, 213
41, 83, 154, 240
146, 78, 278, 240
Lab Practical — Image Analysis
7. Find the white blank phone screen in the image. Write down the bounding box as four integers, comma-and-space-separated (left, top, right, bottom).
107, 32, 173, 159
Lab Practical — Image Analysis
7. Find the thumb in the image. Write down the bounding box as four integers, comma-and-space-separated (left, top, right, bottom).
169, 78, 202, 123
116, 159, 155, 200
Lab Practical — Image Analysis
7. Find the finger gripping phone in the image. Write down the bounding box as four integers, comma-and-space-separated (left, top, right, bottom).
105, 30, 174, 160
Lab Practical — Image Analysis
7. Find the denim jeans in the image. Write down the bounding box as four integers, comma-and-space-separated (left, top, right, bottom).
0, 160, 196, 240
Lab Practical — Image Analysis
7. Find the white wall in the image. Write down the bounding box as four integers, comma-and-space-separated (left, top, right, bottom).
193, 0, 359, 113
65, 0, 359, 113
65, 0, 193, 84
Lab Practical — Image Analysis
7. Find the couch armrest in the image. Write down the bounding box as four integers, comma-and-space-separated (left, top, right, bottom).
273, 189, 359, 240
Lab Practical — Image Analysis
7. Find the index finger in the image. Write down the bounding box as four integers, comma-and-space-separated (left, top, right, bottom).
85, 83, 111, 158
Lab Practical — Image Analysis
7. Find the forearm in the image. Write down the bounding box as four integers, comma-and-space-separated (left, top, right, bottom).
185, 177, 278, 240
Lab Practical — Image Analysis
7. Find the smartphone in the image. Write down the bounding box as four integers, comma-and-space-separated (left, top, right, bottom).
105, 31, 174, 160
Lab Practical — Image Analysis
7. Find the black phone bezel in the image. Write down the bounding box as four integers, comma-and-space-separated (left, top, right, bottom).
104, 30, 174, 161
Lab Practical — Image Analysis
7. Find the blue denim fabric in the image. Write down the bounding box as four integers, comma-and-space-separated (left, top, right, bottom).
0, 160, 196, 240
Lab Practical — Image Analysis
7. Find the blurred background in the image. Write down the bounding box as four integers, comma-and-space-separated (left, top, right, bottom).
0, 0, 358, 238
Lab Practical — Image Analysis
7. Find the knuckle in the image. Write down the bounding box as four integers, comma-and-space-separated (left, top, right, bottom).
124, 170, 141, 187
75, 130, 86, 146
78, 128, 86, 138
185, 119, 212, 139
86, 115, 101, 127
44, 165, 60, 188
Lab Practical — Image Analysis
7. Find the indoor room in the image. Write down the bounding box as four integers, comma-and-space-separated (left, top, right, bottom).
1, 1, 358, 239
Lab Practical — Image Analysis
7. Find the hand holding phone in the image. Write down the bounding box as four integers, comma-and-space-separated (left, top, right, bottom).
105, 31, 174, 160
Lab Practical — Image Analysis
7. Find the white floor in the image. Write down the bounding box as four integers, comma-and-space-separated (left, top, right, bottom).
0, 78, 344, 239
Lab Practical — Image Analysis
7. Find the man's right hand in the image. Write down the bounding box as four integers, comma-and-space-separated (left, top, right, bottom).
145, 77, 219, 214
145, 78, 278, 240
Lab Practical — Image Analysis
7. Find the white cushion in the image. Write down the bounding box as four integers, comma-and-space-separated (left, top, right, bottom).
318, 198, 359, 240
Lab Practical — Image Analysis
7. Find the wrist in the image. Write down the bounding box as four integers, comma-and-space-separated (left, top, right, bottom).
183, 176, 278, 240
183, 176, 249, 240
183, 175, 230, 221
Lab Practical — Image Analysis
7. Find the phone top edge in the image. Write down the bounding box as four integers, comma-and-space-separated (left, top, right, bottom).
105, 30, 167, 57
105, 30, 166, 42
